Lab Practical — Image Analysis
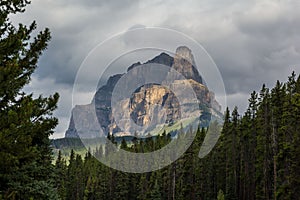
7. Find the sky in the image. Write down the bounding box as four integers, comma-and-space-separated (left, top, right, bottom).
11, 0, 300, 138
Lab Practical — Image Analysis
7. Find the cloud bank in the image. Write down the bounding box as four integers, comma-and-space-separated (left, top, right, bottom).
13, 0, 300, 138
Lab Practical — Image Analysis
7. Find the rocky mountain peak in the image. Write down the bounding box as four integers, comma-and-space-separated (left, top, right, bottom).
175, 46, 195, 66
127, 52, 174, 72
172, 46, 202, 84
146, 52, 174, 66
65, 47, 221, 138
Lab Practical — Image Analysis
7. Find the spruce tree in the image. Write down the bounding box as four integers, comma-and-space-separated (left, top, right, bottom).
55, 150, 67, 199
0, 0, 59, 199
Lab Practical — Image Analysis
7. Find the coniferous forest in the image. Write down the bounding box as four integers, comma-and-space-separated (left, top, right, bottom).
53, 72, 300, 200
1, 0, 300, 200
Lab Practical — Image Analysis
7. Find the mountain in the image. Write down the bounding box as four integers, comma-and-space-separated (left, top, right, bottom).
65, 46, 222, 138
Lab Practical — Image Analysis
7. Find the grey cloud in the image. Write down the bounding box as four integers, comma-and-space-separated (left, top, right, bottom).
155, 0, 300, 113
59, 0, 140, 9
184, 1, 299, 93
16, 0, 300, 137
14, 0, 142, 88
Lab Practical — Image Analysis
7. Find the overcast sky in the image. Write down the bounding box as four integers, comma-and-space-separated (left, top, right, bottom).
12, 0, 300, 138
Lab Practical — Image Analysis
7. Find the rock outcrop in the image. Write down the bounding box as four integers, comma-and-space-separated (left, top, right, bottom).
172, 46, 202, 83
65, 46, 222, 138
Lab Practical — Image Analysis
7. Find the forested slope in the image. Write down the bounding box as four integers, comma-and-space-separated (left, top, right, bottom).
54, 72, 300, 200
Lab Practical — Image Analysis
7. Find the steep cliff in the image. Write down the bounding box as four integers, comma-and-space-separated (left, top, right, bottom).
65, 46, 222, 138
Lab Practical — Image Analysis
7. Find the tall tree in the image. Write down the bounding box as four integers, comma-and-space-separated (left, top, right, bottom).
290, 74, 300, 199
55, 72, 300, 200
0, 0, 59, 199
55, 150, 67, 199
270, 80, 285, 200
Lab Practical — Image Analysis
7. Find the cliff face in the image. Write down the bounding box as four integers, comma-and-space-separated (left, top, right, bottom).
172, 46, 203, 84
65, 104, 101, 138
65, 46, 222, 138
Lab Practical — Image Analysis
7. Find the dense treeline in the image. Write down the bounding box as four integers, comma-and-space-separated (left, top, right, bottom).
2, 1, 300, 199
54, 72, 300, 200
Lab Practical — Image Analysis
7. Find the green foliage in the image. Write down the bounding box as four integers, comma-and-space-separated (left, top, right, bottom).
0, 1, 59, 199
1, 1, 299, 200
52, 72, 300, 200
217, 189, 225, 200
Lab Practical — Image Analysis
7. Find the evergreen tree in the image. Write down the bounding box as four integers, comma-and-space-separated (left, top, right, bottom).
270, 80, 285, 199
0, 0, 59, 199
248, 91, 258, 200
55, 150, 67, 199
224, 107, 239, 200
256, 84, 273, 200
52, 72, 300, 200
150, 180, 162, 200
283, 73, 300, 199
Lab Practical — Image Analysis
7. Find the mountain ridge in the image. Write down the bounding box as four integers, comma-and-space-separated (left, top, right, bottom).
65, 46, 222, 138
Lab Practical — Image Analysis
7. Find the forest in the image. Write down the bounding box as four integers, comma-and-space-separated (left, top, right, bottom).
1, 0, 300, 199
53, 72, 300, 200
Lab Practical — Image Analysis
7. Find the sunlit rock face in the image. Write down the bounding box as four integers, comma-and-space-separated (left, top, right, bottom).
65, 46, 222, 138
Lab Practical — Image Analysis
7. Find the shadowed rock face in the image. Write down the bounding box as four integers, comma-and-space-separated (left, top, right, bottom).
65, 46, 222, 138
172, 46, 203, 84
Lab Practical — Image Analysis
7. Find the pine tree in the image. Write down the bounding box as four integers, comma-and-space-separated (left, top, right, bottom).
224, 107, 239, 200
283, 72, 300, 199
255, 84, 273, 200
248, 91, 258, 200
0, 1, 59, 199
290, 75, 300, 199
38, 72, 300, 200
150, 180, 162, 200
239, 110, 251, 200
55, 150, 67, 199
194, 127, 207, 199
66, 150, 76, 200
180, 127, 195, 199
270, 80, 285, 200
225, 107, 239, 199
